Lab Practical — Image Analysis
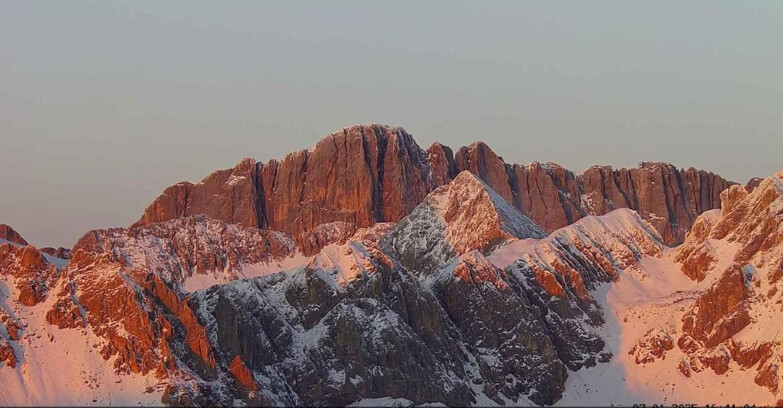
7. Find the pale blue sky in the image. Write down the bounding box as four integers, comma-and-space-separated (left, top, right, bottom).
2, 1, 782, 247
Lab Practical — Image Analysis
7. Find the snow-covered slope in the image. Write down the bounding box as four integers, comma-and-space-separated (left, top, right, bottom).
73, 215, 305, 292
0, 238, 155, 406
381, 171, 545, 274
489, 208, 664, 300
557, 170, 783, 407
0, 276, 165, 406
1, 170, 781, 407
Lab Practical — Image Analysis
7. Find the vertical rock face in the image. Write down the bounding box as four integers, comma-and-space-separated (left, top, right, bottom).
135, 124, 735, 251
453, 142, 514, 203
259, 125, 435, 236
0, 224, 29, 246
133, 157, 259, 229
135, 125, 435, 252
510, 162, 582, 233
426, 142, 457, 186
548, 162, 731, 245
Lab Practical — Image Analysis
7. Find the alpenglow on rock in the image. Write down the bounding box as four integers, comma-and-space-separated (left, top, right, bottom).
0, 224, 29, 246
617, 170, 783, 405
136, 125, 734, 248
134, 125, 435, 243
380, 170, 546, 274
7, 169, 783, 406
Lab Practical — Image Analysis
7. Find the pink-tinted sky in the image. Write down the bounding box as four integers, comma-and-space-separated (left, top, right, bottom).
2, 1, 782, 248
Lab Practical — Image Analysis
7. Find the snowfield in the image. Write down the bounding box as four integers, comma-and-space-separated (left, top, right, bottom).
558, 249, 776, 407
0, 277, 165, 406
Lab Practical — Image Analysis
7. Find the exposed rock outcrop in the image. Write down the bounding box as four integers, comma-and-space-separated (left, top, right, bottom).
134, 125, 435, 255
380, 171, 545, 274
514, 162, 732, 245
0, 242, 59, 306
0, 224, 28, 246
76, 215, 298, 291
0, 309, 22, 368
135, 125, 735, 249
637, 170, 783, 401
420, 141, 733, 245
746, 177, 764, 193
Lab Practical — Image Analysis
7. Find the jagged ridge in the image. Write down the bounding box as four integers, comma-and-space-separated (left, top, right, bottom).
136, 124, 735, 249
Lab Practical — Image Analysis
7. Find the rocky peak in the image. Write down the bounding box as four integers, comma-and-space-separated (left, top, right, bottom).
677, 170, 783, 281
426, 142, 457, 185
135, 124, 435, 255
136, 126, 736, 252
427, 171, 546, 250
0, 242, 59, 306
380, 171, 544, 274
454, 141, 514, 203
0, 224, 28, 246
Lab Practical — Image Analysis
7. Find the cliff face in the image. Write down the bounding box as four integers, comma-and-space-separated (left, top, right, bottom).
2, 168, 780, 406
3, 176, 652, 407
258, 125, 434, 235
429, 142, 734, 245
134, 125, 434, 249
165, 174, 665, 407
0, 224, 29, 246
135, 124, 735, 252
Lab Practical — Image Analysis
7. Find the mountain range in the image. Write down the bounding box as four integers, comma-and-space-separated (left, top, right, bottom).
1, 124, 780, 407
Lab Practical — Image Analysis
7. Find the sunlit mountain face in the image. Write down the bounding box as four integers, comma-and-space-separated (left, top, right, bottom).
2, 125, 781, 406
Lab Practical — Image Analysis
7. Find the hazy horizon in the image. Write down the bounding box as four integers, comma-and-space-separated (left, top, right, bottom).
2, 1, 782, 248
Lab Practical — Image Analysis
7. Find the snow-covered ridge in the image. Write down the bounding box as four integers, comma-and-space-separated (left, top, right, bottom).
490, 209, 663, 269
73, 215, 304, 292
488, 208, 664, 302
1, 164, 780, 406
381, 170, 545, 275
427, 171, 546, 249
